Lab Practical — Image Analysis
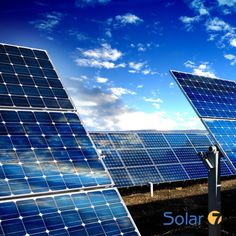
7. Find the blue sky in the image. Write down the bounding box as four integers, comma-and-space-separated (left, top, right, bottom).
1, 0, 236, 131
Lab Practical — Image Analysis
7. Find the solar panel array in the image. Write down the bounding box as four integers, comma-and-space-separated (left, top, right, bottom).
171, 71, 236, 174
90, 131, 234, 188
0, 44, 140, 236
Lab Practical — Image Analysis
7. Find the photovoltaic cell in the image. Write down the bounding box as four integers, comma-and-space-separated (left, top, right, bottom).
0, 110, 111, 197
0, 188, 139, 236
171, 70, 236, 173
203, 119, 236, 168
90, 131, 233, 188
0, 44, 74, 110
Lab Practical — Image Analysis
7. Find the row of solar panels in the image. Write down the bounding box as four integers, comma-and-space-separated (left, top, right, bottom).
90, 131, 234, 188
0, 44, 140, 236
171, 71, 236, 173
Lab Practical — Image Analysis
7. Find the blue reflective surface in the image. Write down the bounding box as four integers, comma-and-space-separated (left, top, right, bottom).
0, 189, 139, 236
0, 44, 73, 110
90, 131, 233, 187
0, 110, 111, 197
172, 71, 236, 119
172, 71, 236, 172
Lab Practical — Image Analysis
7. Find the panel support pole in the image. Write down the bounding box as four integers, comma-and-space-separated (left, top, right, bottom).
149, 182, 154, 197
198, 146, 221, 236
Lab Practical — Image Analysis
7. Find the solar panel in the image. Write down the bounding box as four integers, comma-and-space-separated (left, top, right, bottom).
90, 131, 234, 188
0, 44, 140, 235
171, 70, 236, 173
0, 44, 74, 110
0, 110, 111, 197
0, 188, 139, 236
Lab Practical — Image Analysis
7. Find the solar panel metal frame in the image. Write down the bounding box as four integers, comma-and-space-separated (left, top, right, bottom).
170, 70, 236, 174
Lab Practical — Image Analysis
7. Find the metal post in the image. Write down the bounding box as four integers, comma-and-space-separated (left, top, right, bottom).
198, 146, 221, 236
149, 182, 154, 197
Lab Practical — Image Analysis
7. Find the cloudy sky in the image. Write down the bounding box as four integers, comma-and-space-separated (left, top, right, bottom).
1, 0, 236, 131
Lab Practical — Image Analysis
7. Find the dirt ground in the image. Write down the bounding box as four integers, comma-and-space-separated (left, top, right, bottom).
120, 178, 236, 236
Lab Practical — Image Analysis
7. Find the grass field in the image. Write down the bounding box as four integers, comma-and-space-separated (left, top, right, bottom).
120, 178, 236, 236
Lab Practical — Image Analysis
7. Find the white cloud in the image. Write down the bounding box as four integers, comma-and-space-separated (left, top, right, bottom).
184, 61, 216, 78
144, 98, 163, 103
129, 62, 145, 71
113, 111, 203, 131
30, 12, 63, 32
191, 0, 209, 15
67, 77, 204, 131
76, 58, 115, 69
205, 17, 236, 47
115, 13, 143, 25
128, 62, 155, 75
184, 60, 195, 68
206, 17, 232, 32
107, 13, 143, 29
179, 15, 201, 31
169, 82, 175, 88
76, 44, 124, 69
217, 0, 236, 7
144, 97, 163, 109
109, 87, 136, 97
224, 54, 236, 65
96, 77, 108, 83
230, 38, 236, 47
75, 0, 111, 7
81, 43, 122, 61
137, 85, 144, 88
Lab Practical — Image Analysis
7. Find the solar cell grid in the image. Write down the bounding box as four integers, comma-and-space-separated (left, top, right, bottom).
127, 166, 162, 185
0, 188, 139, 236
101, 150, 124, 168
90, 131, 228, 188
117, 149, 153, 167
0, 44, 74, 110
0, 110, 112, 197
109, 169, 133, 187
137, 133, 169, 148
89, 133, 114, 150
108, 133, 143, 149
171, 70, 236, 173
171, 71, 236, 119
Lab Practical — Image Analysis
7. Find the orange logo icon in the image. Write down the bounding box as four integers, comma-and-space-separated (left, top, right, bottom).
208, 211, 222, 225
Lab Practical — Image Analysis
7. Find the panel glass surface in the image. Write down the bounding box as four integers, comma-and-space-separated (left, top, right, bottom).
204, 119, 236, 168
0, 44, 74, 110
171, 71, 236, 119
171, 70, 236, 172
0, 110, 111, 197
108, 133, 143, 149
127, 166, 162, 185
0, 188, 139, 236
90, 131, 232, 188
109, 169, 133, 188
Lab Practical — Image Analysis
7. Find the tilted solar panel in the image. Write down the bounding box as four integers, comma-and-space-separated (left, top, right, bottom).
0, 110, 111, 198
90, 131, 234, 188
0, 188, 139, 236
0, 44, 74, 110
0, 44, 140, 235
171, 70, 236, 173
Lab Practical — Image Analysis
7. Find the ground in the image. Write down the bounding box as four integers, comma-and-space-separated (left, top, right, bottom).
120, 178, 236, 236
